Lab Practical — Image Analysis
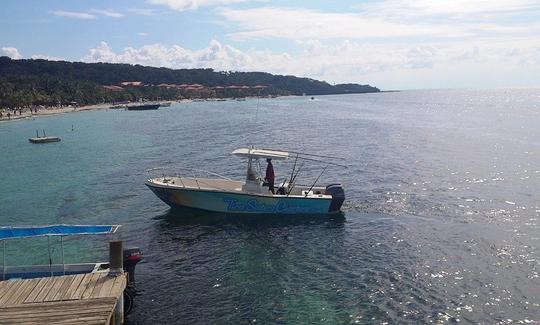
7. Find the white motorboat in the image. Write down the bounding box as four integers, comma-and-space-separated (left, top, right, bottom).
145, 148, 346, 214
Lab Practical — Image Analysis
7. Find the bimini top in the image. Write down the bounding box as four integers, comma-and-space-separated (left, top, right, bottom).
0, 225, 120, 240
232, 148, 289, 160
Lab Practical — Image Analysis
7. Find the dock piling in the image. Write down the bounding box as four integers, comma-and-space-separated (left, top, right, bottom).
109, 240, 123, 275
109, 240, 124, 325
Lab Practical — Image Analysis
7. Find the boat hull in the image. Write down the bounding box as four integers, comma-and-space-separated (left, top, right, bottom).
126, 104, 160, 110
28, 137, 61, 143
146, 181, 336, 214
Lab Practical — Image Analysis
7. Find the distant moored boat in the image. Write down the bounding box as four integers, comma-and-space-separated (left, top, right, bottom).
126, 103, 160, 111
28, 130, 60, 143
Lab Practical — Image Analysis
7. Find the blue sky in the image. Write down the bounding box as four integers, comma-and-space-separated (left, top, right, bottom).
1, 0, 540, 89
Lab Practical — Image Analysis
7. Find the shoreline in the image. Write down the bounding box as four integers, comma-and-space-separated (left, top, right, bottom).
0, 100, 178, 124
0, 93, 359, 124
0, 97, 252, 124
0, 103, 111, 124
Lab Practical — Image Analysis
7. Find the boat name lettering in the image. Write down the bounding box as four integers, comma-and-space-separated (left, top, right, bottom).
223, 198, 318, 213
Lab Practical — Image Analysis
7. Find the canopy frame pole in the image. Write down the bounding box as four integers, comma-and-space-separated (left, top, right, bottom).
61, 235, 65, 276
2, 240, 5, 281
47, 236, 53, 277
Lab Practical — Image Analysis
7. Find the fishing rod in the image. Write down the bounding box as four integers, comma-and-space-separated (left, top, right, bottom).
288, 154, 299, 188
293, 155, 348, 168
287, 161, 304, 196
261, 148, 346, 160
305, 165, 328, 197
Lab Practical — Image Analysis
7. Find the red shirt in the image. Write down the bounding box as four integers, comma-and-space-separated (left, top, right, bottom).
265, 162, 275, 181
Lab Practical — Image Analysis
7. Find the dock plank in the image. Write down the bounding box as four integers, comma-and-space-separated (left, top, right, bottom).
98, 275, 116, 298
90, 273, 109, 298
0, 280, 24, 305
0, 280, 17, 300
52, 274, 76, 301
82, 273, 104, 299
23, 277, 50, 303
34, 276, 61, 302
4, 281, 30, 305
109, 274, 127, 298
0, 273, 126, 325
44, 276, 68, 302
12, 278, 41, 305
0, 297, 117, 324
71, 273, 93, 300
62, 273, 85, 300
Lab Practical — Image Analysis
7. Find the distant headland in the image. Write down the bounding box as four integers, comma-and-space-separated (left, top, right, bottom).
0, 56, 379, 108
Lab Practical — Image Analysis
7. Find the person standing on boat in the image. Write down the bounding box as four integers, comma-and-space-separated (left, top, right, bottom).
265, 158, 275, 194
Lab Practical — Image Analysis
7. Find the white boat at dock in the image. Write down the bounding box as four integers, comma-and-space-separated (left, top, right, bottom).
145, 148, 346, 215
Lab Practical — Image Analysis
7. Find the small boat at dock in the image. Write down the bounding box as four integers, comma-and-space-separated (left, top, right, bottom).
0, 224, 142, 281
29, 129, 61, 143
159, 102, 172, 107
146, 147, 346, 215
0, 224, 143, 316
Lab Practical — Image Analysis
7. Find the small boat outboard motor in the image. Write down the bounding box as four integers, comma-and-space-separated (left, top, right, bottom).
325, 184, 345, 212
123, 247, 143, 316
123, 247, 143, 284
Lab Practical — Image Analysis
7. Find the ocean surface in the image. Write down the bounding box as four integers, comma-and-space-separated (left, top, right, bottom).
1, 89, 539, 324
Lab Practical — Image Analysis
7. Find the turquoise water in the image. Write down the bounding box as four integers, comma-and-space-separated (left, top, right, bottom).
1, 90, 539, 323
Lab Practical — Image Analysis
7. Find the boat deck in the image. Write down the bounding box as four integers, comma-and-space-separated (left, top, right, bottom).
154, 177, 244, 192
149, 176, 330, 197
0, 272, 126, 324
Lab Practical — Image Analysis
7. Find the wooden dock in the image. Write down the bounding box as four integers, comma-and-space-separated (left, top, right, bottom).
0, 272, 126, 325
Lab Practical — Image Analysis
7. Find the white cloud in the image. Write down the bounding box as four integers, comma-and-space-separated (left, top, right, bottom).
128, 8, 161, 16
81, 39, 540, 89
82, 40, 255, 71
217, 6, 540, 41
89, 9, 124, 18
52, 9, 125, 20
30, 54, 65, 61
358, 0, 540, 17
1, 47, 23, 59
52, 10, 97, 20
216, 0, 540, 41
147, 0, 248, 11
138, 32, 149, 36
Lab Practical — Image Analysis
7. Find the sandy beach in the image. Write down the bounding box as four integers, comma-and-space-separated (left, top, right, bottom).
0, 103, 111, 124
0, 100, 178, 124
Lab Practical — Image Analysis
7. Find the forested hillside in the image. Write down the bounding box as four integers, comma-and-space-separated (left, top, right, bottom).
0, 57, 379, 107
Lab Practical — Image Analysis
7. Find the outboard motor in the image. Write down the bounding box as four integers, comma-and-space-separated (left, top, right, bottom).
325, 184, 345, 212
123, 247, 143, 284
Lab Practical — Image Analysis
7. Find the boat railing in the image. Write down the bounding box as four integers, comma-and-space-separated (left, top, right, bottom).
146, 167, 234, 183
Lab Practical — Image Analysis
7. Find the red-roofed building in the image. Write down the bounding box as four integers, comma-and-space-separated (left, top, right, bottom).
120, 81, 143, 86
102, 85, 124, 91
